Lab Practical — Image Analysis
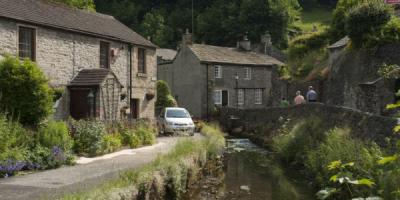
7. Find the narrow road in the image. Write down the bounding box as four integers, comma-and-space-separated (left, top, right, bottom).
0, 134, 202, 200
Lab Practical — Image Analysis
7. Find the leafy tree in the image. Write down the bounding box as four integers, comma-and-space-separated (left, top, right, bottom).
156, 80, 176, 108
51, 0, 96, 10
330, 0, 363, 42
139, 11, 174, 48
0, 56, 53, 125
345, 0, 392, 48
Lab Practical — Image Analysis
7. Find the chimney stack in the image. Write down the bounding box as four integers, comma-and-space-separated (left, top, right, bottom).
238, 34, 251, 51
182, 28, 193, 45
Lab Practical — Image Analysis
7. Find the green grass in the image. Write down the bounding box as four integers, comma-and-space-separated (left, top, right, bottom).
59, 123, 225, 200
295, 5, 333, 33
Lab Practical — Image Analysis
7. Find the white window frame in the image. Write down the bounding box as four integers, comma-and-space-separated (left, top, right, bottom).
238, 89, 244, 105
254, 89, 263, 105
214, 90, 222, 105
214, 65, 222, 79
244, 67, 252, 80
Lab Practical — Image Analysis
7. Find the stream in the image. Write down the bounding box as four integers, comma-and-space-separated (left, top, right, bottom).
184, 138, 314, 200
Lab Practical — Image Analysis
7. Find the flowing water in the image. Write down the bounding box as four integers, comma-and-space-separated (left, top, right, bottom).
184, 138, 314, 200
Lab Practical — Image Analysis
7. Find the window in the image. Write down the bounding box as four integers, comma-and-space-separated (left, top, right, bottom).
100, 41, 110, 68
18, 26, 36, 61
138, 48, 146, 73
214, 90, 222, 105
244, 67, 252, 80
238, 89, 244, 105
254, 89, 263, 105
214, 65, 222, 78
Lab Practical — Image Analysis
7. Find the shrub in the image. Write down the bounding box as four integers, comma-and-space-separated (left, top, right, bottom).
37, 121, 73, 152
120, 123, 156, 149
69, 119, 106, 157
0, 56, 53, 125
345, 0, 392, 48
380, 17, 400, 44
330, 0, 362, 41
101, 134, 122, 154
272, 118, 327, 166
156, 80, 177, 108
305, 128, 382, 184
25, 145, 73, 170
288, 30, 330, 60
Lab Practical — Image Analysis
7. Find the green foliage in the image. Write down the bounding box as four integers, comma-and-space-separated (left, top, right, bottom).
69, 119, 106, 157
52, 87, 65, 102
121, 124, 156, 149
0, 56, 53, 125
51, 0, 95, 11
95, 0, 300, 48
101, 134, 122, 154
156, 80, 176, 108
345, 0, 392, 48
37, 121, 73, 152
272, 118, 326, 165
379, 17, 400, 44
288, 30, 330, 59
330, 0, 361, 41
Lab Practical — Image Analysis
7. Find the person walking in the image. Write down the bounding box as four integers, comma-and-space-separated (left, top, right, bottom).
280, 97, 290, 107
306, 86, 318, 102
294, 91, 305, 105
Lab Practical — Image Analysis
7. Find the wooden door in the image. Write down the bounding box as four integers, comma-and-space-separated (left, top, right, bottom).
130, 98, 139, 119
222, 90, 228, 106
70, 88, 91, 120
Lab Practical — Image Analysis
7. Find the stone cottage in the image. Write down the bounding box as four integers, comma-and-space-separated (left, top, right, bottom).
158, 32, 284, 118
0, 0, 157, 121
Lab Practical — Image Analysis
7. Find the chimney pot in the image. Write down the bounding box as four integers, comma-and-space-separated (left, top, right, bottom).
238, 34, 251, 51
182, 28, 193, 45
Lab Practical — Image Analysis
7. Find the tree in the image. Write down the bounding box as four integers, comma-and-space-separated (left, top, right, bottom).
345, 0, 392, 48
330, 0, 363, 42
0, 56, 53, 125
156, 80, 177, 108
139, 12, 174, 47
51, 0, 96, 11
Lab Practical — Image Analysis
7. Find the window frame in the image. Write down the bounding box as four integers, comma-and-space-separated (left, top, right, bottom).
214, 90, 222, 105
100, 41, 110, 69
238, 89, 244, 106
254, 89, 263, 105
138, 48, 146, 74
214, 65, 222, 79
18, 26, 36, 61
244, 67, 252, 80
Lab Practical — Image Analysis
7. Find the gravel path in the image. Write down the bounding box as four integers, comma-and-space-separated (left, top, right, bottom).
0, 134, 202, 200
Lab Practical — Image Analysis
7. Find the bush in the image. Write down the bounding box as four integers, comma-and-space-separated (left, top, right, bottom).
305, 128, 382, 184
288, 30, 330, 59
120, 123, 156, 149
69, 119, 106, 157
330, 0, 362, 41
272, 118, 326, 165
25, 145, 73, 170
345, 0, 392, 48
156, 80, 176, 108
101, 134, 122, 154
37, 121, 73, 152
380, 17, 400, 44
0, 56, 53, 125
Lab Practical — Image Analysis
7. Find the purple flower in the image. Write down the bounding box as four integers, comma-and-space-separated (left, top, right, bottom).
0, 160, 26, 177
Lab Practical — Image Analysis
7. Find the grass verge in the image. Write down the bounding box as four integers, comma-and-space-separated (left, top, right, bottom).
59, 122, 225, 200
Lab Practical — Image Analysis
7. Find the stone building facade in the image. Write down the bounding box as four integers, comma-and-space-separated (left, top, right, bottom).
0, 0, 157, 121
158, 33, 283, 118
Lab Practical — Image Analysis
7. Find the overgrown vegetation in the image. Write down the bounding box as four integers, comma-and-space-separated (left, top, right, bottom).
60, 122, 225, 200
271, 117, 400, 200
0, 56, 53, 126
156, 80, 177, 109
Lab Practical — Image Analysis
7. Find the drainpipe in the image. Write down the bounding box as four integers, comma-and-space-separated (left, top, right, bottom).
206, 64, 209, 121
129, 44, 133, 121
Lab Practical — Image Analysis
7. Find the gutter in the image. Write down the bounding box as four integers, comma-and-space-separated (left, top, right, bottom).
129, 44, 133, 120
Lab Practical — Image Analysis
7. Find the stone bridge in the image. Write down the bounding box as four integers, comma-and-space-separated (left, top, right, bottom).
219, 103, 398, 147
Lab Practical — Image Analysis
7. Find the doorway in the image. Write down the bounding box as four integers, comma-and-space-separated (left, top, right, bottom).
69, 88, 96, 120
130, 98, 140, 119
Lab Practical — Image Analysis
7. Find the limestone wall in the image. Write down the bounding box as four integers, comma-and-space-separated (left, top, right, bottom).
219, 103, 398, 146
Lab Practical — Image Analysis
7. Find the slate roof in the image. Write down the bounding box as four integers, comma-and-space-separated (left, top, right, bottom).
188, 44, 284, 66
69, 68, 122, 87
156, 49, 177, 61
0, 0, 155, 48
328, 36, 350, 49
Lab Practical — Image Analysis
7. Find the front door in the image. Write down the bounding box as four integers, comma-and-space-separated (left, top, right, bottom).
222, 90, 228, 106
70, 88, 94, 120
130, 98, 139, 119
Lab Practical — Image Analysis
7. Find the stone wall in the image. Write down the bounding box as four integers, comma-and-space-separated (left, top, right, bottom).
0, 18, 156, 120
219, 103, 397, 146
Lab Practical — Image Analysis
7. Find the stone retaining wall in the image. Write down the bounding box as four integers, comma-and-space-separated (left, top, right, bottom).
219, 103, 398, 146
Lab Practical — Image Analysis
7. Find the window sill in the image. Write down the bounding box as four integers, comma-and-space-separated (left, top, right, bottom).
137, 73, 148, 78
